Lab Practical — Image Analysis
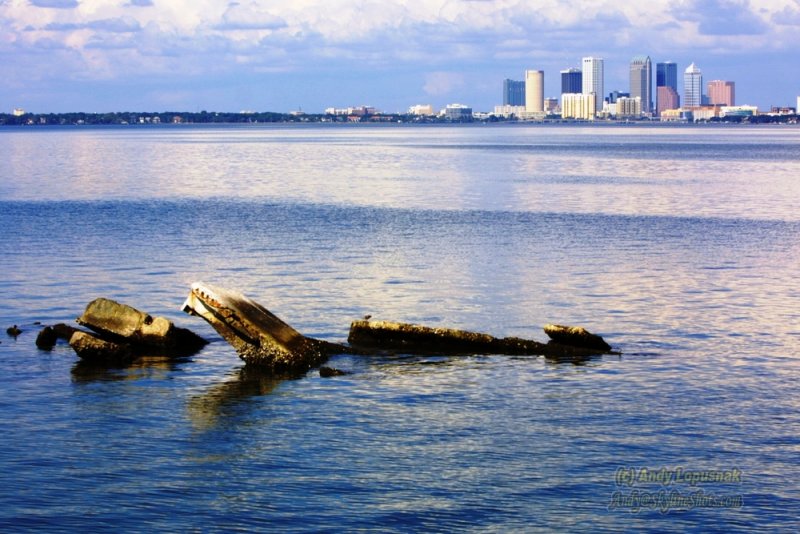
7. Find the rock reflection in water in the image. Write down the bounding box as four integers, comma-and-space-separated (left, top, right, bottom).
187, 366, 284, 431
71, 355, 189, 383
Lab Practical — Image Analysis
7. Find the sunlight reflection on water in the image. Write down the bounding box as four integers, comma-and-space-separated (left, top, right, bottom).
1, 124, 799, 531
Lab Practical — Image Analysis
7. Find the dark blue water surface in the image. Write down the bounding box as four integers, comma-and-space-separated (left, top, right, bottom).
1, 124, 799, 532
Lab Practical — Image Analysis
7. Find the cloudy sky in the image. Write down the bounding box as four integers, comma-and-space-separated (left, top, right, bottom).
2, 0, 799, 113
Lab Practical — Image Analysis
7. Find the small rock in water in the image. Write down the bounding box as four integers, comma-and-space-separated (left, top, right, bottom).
319, 366, 351, 377
69, 331, 134, 364
6, 325, 22, 337
543, 324, 612, 352
36, 326, 58, 350
36, 324, 79, 350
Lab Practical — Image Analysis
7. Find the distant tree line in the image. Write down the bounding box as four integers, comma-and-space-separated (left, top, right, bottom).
1, 110, 797, 126
0, 111, 488, 126
0, 111, 309, 126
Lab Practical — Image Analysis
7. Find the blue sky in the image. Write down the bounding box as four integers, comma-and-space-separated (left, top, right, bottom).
1, 0, 799, 113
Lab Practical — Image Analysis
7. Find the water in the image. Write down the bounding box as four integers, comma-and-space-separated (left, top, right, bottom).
1, 124, 799, 532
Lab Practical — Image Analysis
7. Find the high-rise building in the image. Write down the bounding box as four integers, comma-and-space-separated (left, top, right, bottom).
582, 57, 604, 112
503, 79, 525, 107
525, 70, 544, 113
656, 61, 678, 115
629, 56, 652, 114
561, 68, 582, 94
656, 62, 678, 91
684, 63, 703, 108
707, 80, 735, 106
656, 86, 679, 116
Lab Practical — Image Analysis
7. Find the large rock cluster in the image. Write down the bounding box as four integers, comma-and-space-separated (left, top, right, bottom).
36, 298, 207, 364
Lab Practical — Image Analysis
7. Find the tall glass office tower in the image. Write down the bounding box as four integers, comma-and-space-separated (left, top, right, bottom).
629, 56, 652, 113
684, 63, 703, 108
560, 68, 582, 94
656, 61, 678, 92
503, 79, 525, 106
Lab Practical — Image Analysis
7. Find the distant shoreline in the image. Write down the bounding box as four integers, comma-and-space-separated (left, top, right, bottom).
1, 111, 797, 127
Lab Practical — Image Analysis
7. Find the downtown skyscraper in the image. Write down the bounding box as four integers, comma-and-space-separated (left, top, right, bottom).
656, 62, 678, 92
656, 61, 679, 116
503, 79, 525, 106
684, 63, 703, 108
629, 56, 652, 113
581, 57, 604, 112
561, 68, 582, 94
525, 70, 544, 113
707, 80, 735, 106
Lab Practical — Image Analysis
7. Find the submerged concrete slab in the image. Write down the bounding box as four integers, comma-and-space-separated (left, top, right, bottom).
182, 282, 350, 374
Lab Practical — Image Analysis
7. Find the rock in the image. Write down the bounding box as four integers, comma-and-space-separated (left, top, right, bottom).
77, 298, 206, 355
348, 319, 551, 355
182, 282, 350, 374
543, 324, 612, 352
349, 320, 614, 356
319, 366, 351, 377
36, 323, 78, 350
6, 325, 22, 337
35, 326, 58, 350
69, 331, 134, 364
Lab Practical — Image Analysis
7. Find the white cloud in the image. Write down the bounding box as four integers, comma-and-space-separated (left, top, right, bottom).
45, 17, 141, 32
424, 71, 465, 96
2, 0, 799, 112
29, 0, 78, 8
673, 0, 769, 36
213, 2, 287, 31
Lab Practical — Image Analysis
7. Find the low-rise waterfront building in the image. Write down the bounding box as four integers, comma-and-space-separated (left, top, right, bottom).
720, 105, 758, 118
615, 96, 642, 118
408, 104, 435, 116
660, 108, 693, 122
443, 103, 473, 121
492, 105, 526, 118
325, 106, 377, 116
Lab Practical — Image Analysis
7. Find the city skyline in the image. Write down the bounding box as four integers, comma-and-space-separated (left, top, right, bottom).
2, 1, 799, 113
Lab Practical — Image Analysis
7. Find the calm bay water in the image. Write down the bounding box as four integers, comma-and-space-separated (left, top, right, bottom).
1, 124, 799, 531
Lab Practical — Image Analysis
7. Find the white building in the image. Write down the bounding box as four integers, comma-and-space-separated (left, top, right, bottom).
408, 104, 434, 116
492, 105, 526, 118
442, 103, 473, 121
582, 57, 604, 112
684, 63, 703, 108
561, 93, 596, 120
720, 105, 759, 118
12, 108, 25, 116
324, 106, 377, 116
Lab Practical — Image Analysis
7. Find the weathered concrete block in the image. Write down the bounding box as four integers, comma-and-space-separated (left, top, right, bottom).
543, 324, 611, 352
77, 298, 206, 353
69, 330, 134, 364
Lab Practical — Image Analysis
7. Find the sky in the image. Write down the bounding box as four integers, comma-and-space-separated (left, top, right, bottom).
1, 0, 799, 113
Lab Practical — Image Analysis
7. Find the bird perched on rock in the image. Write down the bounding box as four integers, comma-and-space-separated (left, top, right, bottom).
6, 325, 22, 337
363, 314, 372, 321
